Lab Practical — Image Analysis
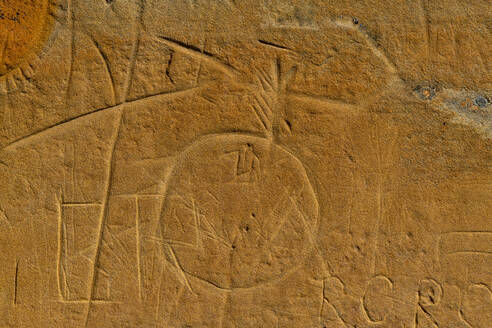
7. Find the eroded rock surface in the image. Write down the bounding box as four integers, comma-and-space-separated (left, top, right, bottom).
0, 1, 491, 327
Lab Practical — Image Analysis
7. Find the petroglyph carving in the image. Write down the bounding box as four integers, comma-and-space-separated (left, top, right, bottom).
160, 134, 318, 289
414, 279, 442, 327
440, 232, 492, 257
57, 202, 111, 301
461, 284, 492, 328
362, 275, 394, 323
0, 1, 491, 326
320, 277, 372, 327
418, 279, 443, 307
223, 143, 260, 183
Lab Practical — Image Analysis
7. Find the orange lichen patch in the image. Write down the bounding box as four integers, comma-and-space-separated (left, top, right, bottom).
460, 97, 481, 112
0, 0, 54, 76
421, 88, 432, 100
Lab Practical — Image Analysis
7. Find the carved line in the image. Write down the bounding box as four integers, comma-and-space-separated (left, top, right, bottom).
290, 195, 332, 274
13, 258, 19, 305
192, 200, 203, 250
3, 86, 204, 151
159, 201, 232, 249
56, 196, 63, 300
267, 189, 295, 243
62, 218, 70, 299
156, 36, 240, 80
173, 261, 302, 294
330, 18, 399, 80
61, 202, 102, 207
361, 275, 394, 323
0, 32, 9, 66
90, 36, 117, 105
323, 299, 348, 327
439, 231, 492, 257
442, 231, 492, 235
370, 120, 383, 277
165, 50, 175, 84
123, 0, 146, 103
257, 39, 295, 52
446, 251, 492, 256
166, 244, 193, 294
256, 68, 273, 92
154, 271, 163, 326
148, 237, 195, 249
256, 92, 273, 117
65, 0, 75, 102
458, 309, 473, 328
419, 0, 431, 61
417, 303, 439, 328
112, 194, 164, 198
251, 102, 270, 132
286, 91, 361, 112
135, 195, 143, 302
53, 300, 120, 304
83, 112, 122, 327
163, 133, 320, 223
0, 206, 13, 229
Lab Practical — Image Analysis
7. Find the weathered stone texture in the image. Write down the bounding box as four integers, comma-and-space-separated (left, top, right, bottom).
0, 0, 491, 327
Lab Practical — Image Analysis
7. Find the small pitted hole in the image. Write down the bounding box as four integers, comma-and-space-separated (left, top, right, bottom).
443, 122, 446, 126
232, 244, 236, 249
245, 225, 250, 232
251, 212, 256, 218
352, 17, 359, 25
474, 95, 489, 108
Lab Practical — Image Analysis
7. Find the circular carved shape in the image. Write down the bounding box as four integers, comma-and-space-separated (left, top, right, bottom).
418, 278, 442, 306
0, 0, 55, 76
160, 134, 319, 289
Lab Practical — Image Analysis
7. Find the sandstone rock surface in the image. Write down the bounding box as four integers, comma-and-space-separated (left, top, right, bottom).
0, 0, 491, 327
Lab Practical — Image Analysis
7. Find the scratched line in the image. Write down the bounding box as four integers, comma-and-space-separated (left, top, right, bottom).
258, 39, 295, 52
135, 195, 143, 302
166, 244, 193, 293
90, 36, 117, 105
156, 36, 240, 80
56, 196, 64, 300
370, 119, 383, 277
13, 258, 19, 305
65, 0, 76, 102
330, 17, 400, 79
83, 112, 122, 327
3, 86, 203, 151
445, 251, 492, 256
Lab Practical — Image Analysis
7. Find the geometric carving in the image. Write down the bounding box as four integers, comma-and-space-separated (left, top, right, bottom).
57, 203, 110, 301
160, 134, 319, 289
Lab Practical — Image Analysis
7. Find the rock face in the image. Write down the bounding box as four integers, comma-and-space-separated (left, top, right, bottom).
0, 1, 491, 327
160, 134, 319, 289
